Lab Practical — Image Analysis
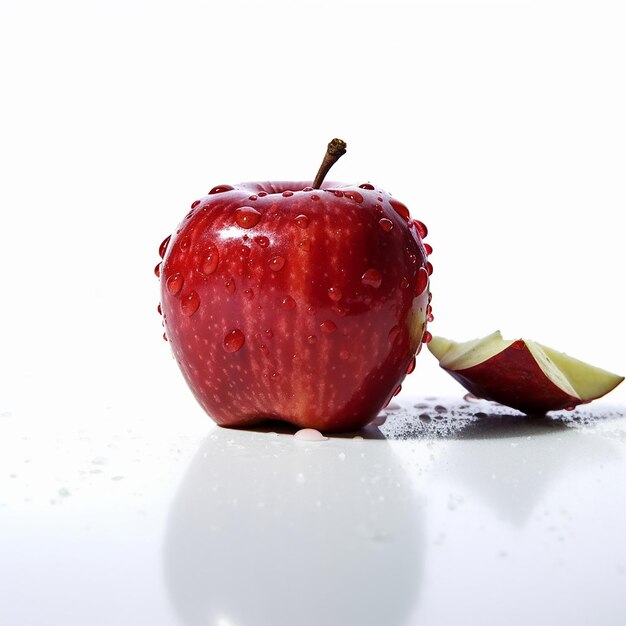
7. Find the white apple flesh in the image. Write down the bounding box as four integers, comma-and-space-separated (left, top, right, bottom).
428, 331, 624, 414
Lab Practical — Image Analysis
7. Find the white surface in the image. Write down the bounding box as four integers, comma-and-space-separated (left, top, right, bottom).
1, 0, 625, 624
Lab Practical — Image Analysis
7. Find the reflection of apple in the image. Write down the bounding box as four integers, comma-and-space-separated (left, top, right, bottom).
156, 140, 431, 431
428, 331, 624, 414
163, 428, 423, 626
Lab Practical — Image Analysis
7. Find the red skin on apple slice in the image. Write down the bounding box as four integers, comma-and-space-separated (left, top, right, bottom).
158, 180, 430, 432
447, 340, 579, 414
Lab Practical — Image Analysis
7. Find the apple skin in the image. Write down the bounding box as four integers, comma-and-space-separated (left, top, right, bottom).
444, 340, 580, 414
157, 181, 430, 432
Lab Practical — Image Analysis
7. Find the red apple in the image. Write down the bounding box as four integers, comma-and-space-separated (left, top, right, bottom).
155, 140, 432, 431
428, 331, 624, 413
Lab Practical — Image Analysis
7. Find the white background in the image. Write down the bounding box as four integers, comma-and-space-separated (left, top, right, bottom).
1, 1, 625, 625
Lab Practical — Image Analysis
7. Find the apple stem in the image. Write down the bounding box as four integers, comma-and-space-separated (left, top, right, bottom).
312, 138, 347, 189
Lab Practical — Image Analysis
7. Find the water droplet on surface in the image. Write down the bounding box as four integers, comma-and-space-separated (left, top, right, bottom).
400, 277, 409, 289
320, 320, 337, 334
179, 236, 190, 251
328, 286, 342, 302
415, 267, 428, 296
295, 214, 309, 228
255, 235, 270, 248
311, 194, 320, 201
200, 244, 219, 275
154, 262, 161, 278
224, 329, 245, 353
243, 288, 254, 300
157, 303, 162, 315
388, 325, 401, 343
294, 428, 328, 441
344, 190, 364, 203
264, 329, 273, 338
269, 256, 285, 271
424, 243, 433, 255
209, 184, 234, 194
271, 371, 280, 380
361, 269, 382, 288
407, 356, 416, 374
307, 335, 317, 344
359, 183, 375, 190
422, 331, 432, 344
414, 220, 428, 239
332, 190, 344, 198
282, 190, 294, 197
258, 191, 268, 197
159, 235, 171, 258
166, 273, 184, 295
235, 206, 261, 229
181, 291, 200, 316
260, 344, 269, 356
248, 194, 258, 201
378, 218, 393, 232
281, 295, 296, 309
390, 199, 410, 220
225, 278, 236, 294
393, 385, 402, 397
163, 332, 168, 342
298, 239, 311, 251
191, 199, 201, 209
426, 261, 433, 276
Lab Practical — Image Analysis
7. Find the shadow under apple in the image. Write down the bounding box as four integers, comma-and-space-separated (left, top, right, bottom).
163, 425, 424, 626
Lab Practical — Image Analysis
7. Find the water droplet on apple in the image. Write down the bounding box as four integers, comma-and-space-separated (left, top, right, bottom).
328, 286, 342, 302
264, 329, 273, 338
282, 190, 294, 197
157, 303, 162, 315
260, 344, 269, 356
209, 185, 234, 194
281, 295, 296, 309
223, 329, 245, 353
390, 199, 410, 220
426, 261, 433, 276
415, 267, 428, 296
388, 325, 401, 343
235, 206, 261, 229
180, 291, 200, 316
269, 256, 285, 271
332, 190, 344, 197
378, 218, 393, 232
361, 269, 382, 288
295, 214, 309, 229
320, 320, 337, 334
166, 273, 184, 295
248, 194, 258, 201
163, 332, 168, 342
225, 278, 236, 294
307, 335, 317, 344
422, 330, 432, 344
255, 235, 269, 247
159, 235, 171, 258
414, 220, 428, 239
424, 243, 433, 255
298, 239, 311, 251
154, 262, 161, 278
311, 194, 320, 201
191, 199, 201, 209
393, 385, 402, 397
243, 288, 254, 300
359, 183, 375, 190
271, 372, 280, 380
179, 236, 190, 251
200, 243, 219, 275
400, 277, 409, 289
407, 356, 416, 374
344, 190, 364, 203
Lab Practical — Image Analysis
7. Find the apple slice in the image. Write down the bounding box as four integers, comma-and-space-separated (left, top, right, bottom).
428, 331, 624, 414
